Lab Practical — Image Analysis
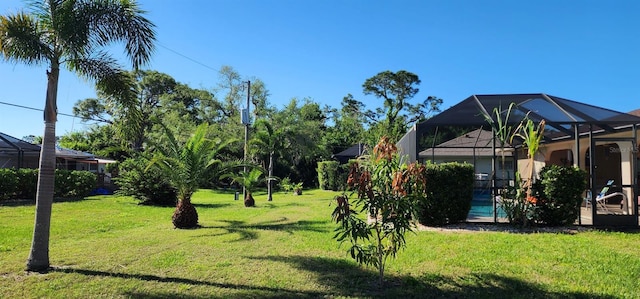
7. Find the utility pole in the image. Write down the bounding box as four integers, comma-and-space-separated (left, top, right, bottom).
243, 80, 250, 200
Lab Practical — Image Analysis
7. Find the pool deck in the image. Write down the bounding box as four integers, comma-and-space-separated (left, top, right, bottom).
466, 202, 638, 226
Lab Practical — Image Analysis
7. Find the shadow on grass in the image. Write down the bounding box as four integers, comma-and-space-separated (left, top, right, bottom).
261, 201, 305, 209
199, 217, 329, 241
248, 255, 614, 299
192, 202, 233, 209
52, 254, 615, 299
0, 196, 105, 207
51, 267, 324, 299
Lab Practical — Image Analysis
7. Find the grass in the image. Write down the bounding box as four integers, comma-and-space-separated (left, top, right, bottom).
1, 189, 639, 298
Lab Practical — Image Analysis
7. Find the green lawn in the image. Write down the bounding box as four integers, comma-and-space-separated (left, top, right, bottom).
1, 189, 639, 298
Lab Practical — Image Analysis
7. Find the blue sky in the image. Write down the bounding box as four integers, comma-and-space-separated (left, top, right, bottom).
1, 0, 639, 140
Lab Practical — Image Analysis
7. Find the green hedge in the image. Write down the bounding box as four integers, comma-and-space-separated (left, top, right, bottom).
416, 162, 474, 226
317, 161, 340, 191
0, 168, 18, 200
15, 168, 38, 199
0, 168, 97, 200
54, 170, 97, 198
533, 165, 587, 226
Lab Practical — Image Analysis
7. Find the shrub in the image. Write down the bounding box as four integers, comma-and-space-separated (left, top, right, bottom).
15, 168, 38, 199
1, 168, 96, 200
0, 168, 18, 200
416, 162, 474, 226
534, 165, 587, 226
280, 177, 303, 195
114, 157, 177, 206
54, 170, 97, 198
317, 161, 340, 191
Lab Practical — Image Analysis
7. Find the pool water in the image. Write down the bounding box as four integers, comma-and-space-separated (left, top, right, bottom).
468, 189, 507, 218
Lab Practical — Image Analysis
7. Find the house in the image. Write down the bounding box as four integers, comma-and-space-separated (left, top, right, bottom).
332, 143, 366, 164
418, 128, 515, 188
1, 132, 116, 188
0, 132, 41, 168
398, 93, 640, 227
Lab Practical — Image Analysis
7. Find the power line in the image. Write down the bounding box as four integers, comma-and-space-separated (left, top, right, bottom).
0, 100, 109, 123
157, 42, 218, 72
1, 43, 214, 125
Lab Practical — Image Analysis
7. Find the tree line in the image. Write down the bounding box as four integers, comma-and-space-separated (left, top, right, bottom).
62, 67, 443, 187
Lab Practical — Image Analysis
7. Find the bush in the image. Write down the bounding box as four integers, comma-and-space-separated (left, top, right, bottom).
15, 168, 38, 199
416, 162, 474, 226
0, 168, 18, 200
1, 168, 96, 200
336, 162, 351, 191
534, 165, 587, 226
54, 170, 97, 198
317, 161, 340, 190
114, 157, 177, 206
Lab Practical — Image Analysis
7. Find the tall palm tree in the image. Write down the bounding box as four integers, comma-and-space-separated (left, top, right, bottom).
0, 0, 155, 271
150, 123, 233, 228
250, 119, 284, 201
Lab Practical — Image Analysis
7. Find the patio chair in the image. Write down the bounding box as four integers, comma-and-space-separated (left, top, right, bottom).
586, 180, 627, 212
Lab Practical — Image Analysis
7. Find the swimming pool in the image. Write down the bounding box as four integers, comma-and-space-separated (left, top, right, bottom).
468, 189, 506, 218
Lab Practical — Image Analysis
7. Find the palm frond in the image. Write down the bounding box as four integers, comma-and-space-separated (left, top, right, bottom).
0, 12, 52, 64
80, 0, 156, 68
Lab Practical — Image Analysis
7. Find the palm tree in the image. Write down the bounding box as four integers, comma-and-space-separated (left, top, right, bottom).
149, 123, 232, 228
250, 119, 284, 201
223, 167, 264, 207
0, 0, 155, 271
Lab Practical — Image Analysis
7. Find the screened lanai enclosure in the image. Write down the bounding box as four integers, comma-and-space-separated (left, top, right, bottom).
398, 93, 640, 227
0, 132, 41, 169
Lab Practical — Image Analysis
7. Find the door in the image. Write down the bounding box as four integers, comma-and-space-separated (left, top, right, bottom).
589, 138, 638, 227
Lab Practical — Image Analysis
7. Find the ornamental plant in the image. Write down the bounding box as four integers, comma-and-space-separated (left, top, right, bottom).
504, 116, 546, 226
332, 136, 426, 286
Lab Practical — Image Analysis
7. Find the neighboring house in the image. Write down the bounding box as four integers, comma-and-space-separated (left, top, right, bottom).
419, 129, 515, 188
332, 143, 366, 164
0, 132, 116, 187
398, 93, 640, 227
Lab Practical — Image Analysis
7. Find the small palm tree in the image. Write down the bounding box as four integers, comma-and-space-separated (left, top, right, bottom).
224, 167, 264, 207
0, 0, 155, 271
149, 123, 232, 228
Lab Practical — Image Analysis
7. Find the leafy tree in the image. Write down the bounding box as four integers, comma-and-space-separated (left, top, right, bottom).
275, 98, 328, 186
0, 0, 155, 271
74, 70, 175, 151
22, 135, 43, 145
58, 132, 91, 152
58, 125, 132, 160
72, 98, 112, 124
323, 94, 367, 155
362, 70, 442, 143
332, 136, 425, 285
149, 123, 232, 228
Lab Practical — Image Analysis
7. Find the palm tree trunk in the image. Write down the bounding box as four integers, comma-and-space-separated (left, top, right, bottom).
267, 152, 274, 201
172, 196, 199, 229
27, 66, 59, 271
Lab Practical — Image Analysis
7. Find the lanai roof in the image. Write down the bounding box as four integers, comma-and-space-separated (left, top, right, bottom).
416, 93, 640, 143
0, 132, 41, 153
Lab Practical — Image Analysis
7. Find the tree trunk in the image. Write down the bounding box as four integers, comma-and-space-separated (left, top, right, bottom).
172, 197, 199, 229
267, 152, 274, 201
244, 192, 255, 207
27, 65, 59, 272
